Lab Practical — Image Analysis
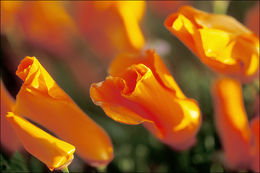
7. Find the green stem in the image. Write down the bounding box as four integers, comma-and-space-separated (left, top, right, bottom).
61, 166, 69, 173
213, 0, 230, 14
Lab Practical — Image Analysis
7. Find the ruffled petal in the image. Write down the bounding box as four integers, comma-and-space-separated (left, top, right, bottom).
109, 50, 185, 98
165, 6, 259, 82
91, 51, 201, 149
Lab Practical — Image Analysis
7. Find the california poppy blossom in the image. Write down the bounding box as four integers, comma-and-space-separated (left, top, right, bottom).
90, 50, 201, 150
165, 6, 259, 82
212, 78, 259, 171
6, 112, 75, 171
12, 56, 114, 167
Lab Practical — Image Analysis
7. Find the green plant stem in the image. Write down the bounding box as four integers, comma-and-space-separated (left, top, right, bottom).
61, 167, 69, 173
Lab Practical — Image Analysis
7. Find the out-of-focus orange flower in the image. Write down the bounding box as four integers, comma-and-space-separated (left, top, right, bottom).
212, 78, 251, 168
245, 2, 259, 36
1, 81, 22, 153
90, 50, 201, 150
12, 56, 114, 167
165, 6, 259, 82
6, 112, 75, 171
212, 78, 259, 172
75, 1, 145, 60
1, 1, 76, 57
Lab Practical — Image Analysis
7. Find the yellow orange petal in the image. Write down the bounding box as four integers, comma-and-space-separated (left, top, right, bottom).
165, 6, 259, 82
1, 81, 22, 153
6, 112, 75, 171
14, 56, 114, 167
212, 78, 252, 169
91, 50, 201, 150
116, 1, 145, 50
109, 50, 185, 98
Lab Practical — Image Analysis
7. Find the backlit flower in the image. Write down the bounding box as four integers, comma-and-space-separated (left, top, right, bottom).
6, 112, 75, 171
12, 56, 114, 167
212, 78, 259, 172
165, 6, 259, 82
90, 50, 201, 150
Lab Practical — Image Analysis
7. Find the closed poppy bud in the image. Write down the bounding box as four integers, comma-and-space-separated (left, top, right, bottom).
250, 116, 260, 172
90, 50, 202, 150
13, 56, 114, 167
1, 81, 22, 153
6, 112, 75, 171
165, 6, 259, 82
212, 78, 252, 169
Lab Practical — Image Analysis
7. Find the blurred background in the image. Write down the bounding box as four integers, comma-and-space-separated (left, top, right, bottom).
1, 1, 259, 172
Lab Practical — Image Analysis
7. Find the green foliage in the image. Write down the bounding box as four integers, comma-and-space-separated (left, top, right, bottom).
1, 152, 29, 173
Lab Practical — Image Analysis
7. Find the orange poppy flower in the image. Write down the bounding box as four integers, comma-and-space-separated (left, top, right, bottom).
75, 1, 145, 59
12, 56, 114, 167
6, 112, 75, 171
212, 78, 259, 171
165, 6, 259, 82
1, 81, 22, 153
90, 50, 202, 150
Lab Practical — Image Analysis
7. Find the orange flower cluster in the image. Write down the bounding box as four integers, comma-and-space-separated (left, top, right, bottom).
90, 50, 202, 150
2, 57, 113, 170
164, 7, 259, 171
165, 6, 259, 82
1, 2, 259, 172
212, 78, 259, 172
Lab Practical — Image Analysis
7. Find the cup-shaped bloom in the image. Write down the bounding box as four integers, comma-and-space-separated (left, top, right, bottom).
75, 1, 145, 59
90, 50, 201, 150
165, 6, 259, 82
6, 112, 75, 171
13, 56, 114, 167
212, 78, 259, 171
1, 81, 22, 153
